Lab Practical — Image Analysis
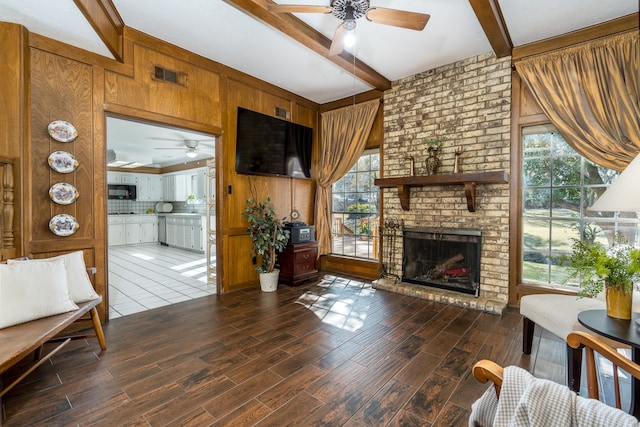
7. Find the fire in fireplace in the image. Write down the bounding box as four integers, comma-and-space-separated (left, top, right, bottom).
403, 227, 481, 296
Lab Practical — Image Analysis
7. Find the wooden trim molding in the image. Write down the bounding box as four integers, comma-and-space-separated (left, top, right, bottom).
73, 0, 125, 62
223, 0, 391, 91
512, 13, 639, 61
469, 0, 512, 58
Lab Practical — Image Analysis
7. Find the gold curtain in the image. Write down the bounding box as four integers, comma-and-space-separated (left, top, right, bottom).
315, 99, 380, 256
517, 31, 639, 171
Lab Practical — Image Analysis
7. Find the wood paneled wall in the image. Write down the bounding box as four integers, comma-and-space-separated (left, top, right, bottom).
0, 21, 320, 320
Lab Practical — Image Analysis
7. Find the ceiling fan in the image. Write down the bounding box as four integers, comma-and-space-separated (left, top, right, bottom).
267, 0, 430, 56
154, 139, 214, 158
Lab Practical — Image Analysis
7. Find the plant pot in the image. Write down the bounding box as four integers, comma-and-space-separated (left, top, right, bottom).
259, 269, 279, 292
605, 285, 632, 320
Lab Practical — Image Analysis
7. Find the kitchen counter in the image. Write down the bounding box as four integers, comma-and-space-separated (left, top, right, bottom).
156, 212, 205, 217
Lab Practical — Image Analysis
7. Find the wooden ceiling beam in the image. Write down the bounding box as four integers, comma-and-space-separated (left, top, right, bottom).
74, 0, 124, 61
223, 0, 391, 91
469, 0, 512, 58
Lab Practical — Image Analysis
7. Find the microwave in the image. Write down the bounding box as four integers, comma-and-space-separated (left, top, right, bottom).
108, 184, 137, 200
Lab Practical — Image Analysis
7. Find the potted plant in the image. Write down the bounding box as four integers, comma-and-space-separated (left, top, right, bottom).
558, 233, 640, 319
359, 222, 371, 241
242, 197, 290, 292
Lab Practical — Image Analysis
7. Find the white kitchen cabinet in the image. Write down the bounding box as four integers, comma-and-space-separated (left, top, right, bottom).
137, 174, 163, 201
125, 221, 142, 245
163, 174, 187, 201
162, 168, 205, 201
108, 172, 137, 185
140, 216, 158, 243
109, 215, 158, 245
164, 215, 204, 252
107, 216, 126, 246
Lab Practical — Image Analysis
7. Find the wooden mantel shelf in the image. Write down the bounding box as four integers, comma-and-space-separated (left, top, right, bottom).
374, 171, 509, 212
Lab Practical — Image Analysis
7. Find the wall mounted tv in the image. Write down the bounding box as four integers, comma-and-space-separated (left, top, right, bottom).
235, 107, 313, 179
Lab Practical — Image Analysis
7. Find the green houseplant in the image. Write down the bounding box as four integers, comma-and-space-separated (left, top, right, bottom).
242, 197, 290, 292
558, 233, 640, 319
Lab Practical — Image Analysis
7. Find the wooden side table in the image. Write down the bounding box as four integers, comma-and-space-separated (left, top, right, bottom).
277, 240, 318, 286
577, 309, 640, 417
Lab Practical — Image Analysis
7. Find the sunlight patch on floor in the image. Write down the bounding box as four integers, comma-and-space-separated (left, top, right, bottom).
131, 253, 155, 260
171, 258, 207, 271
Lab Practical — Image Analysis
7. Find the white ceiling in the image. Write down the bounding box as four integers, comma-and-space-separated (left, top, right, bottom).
1, 0, 637, 167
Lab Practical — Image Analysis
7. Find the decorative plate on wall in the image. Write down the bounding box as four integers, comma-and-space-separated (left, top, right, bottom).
49, 182, 79, 205
48, 120, 78, 143
48, 151, 78, 173
49, 214, 79, 236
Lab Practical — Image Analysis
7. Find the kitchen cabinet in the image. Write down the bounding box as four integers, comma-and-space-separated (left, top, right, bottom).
108, 172, 137, 185
162, 168, 206, 201
164, 215, 204, 252
125, 221, 142, 244
139, 216, 158, 243
163, 173, 188, 201
137, 174, 163, 201
108, 215, 158, 246
108, 216, 126, 246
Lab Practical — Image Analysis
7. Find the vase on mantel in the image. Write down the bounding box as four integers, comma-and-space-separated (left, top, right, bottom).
425, 147, 440, 175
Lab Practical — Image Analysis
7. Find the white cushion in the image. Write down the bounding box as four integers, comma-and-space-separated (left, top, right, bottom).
520, 294, 633, 349
8, 251, 99, 303
0, 259, 78, 328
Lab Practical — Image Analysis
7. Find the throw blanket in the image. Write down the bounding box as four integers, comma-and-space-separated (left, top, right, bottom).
469, 366, 640, 427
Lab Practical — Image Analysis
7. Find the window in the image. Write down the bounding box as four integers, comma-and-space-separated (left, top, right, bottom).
521, 124, 639, 289
331, 150, 380, 259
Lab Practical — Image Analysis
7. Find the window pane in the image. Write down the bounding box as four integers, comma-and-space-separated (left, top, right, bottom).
520, 125, 639, 289
523, 157, 551, 186
331, 150, 380, 260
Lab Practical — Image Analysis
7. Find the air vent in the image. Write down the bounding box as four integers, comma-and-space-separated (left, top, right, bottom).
153, 65, 188, 87
275, 107, 290, 119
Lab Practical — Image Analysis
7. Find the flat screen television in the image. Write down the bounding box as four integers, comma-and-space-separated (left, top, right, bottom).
235, 107, 313, 179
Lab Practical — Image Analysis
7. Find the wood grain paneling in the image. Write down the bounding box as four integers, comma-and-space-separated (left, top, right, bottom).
0, 23, 26, 259
105, 45, 222, 128
30, 49, 94, 242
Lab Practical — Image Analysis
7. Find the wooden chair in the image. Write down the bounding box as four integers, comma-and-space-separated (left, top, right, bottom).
473, 331, 640, 415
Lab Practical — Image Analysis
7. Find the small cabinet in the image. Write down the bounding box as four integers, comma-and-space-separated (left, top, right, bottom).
277, 241, 319, 286
137, 174, 163, 201
108, 216, 126, 246
108, 172, 137, 185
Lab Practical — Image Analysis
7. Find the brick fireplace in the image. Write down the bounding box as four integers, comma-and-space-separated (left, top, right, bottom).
373, 52, 512, 315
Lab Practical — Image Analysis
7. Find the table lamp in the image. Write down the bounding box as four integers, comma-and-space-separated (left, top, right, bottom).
589, 153, 640, 212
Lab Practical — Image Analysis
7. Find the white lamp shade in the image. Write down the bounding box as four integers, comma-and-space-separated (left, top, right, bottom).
589, 153, 640, 212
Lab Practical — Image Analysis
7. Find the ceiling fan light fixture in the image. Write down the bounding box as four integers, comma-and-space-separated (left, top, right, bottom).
186, 149, 198, 158
344, 27, 355, 47
343, 19, 356, 31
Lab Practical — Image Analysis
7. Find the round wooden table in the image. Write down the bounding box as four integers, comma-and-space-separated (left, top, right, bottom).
577, 309, 640, 418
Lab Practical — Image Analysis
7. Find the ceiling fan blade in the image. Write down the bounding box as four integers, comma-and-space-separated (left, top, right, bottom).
366, 8, 430, 31
329, 24, 347, 56
267, 4, 332, 14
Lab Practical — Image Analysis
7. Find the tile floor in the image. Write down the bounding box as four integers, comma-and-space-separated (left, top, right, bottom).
107, 243, 216, 319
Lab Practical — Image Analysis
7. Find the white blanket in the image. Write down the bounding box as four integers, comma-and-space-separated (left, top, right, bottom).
469, 365, 639, 427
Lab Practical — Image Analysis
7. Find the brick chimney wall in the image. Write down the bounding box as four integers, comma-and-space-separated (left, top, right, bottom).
378, 52, 512, 313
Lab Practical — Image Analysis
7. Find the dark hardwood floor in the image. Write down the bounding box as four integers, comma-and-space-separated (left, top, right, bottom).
1, 274, 567, 426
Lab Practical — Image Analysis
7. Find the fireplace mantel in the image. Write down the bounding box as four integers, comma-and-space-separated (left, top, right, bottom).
374, 171, 509, 212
